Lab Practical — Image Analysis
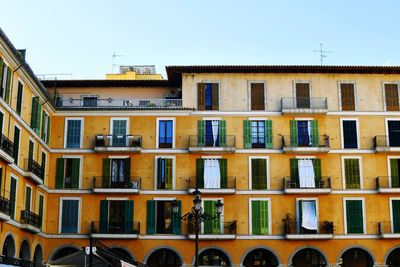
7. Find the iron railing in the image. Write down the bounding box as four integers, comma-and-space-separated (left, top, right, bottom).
374, 135, 400, 148
91, 221, 140, 235
188, 220, 237, 235
378, 221, 400, 235
189, 135, 236, 148
24, 158, 43, 180
56, 97, 182, 108
281, 97, 328, 110
0, 134, 13, 158
94, 134, 142, 148
376, 176, 400, 190
281, 134, 330, 148
283, 177, 331, 189
187, 176, 236, 190
284, 221, 334, 235
0, 256, 34, 267
92, 176, 141, 190
0, 193, 10, 216
20, 210, 41, 229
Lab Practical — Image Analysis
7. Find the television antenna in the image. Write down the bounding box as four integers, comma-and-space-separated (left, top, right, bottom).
314, 43, 332, 65
111, 53, 124, 73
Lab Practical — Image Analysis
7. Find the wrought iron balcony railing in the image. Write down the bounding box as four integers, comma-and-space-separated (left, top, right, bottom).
188, 220, 237, 235
374, 135, 400, 149
95, 135, 142, 148
284, 221, 334, 235
376, 176, 400, 190
20, 210, 41, 229
0, 256, 34, 267
283, 177, 331, 190
92, 176, 141, 190
0, 134, 13, 158
378, 221, 400, 235
0, 194, 10, 216
281, 97, 328, 110
187, 176, 236, 190
189, 135, 236, 148
24, 158, 43, 180
91, 221, 140, 235
281, 135, 330, 148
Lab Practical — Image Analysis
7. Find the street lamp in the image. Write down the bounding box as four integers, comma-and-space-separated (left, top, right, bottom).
172, 189, 223, 267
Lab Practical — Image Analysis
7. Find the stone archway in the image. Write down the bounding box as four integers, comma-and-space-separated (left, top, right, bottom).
51, 246, 80, 261
242, 248, 279, 267
386, 247, 400, 267
19, 240, 30, 261
33, 245, 43, 267
340, 248, 373, 267
199, 248, 231, 266
2, 235, 15, 258
147, 248, 182, 267
291, 248, 327, 267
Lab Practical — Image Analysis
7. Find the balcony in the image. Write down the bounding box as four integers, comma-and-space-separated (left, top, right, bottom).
0, 256, 35, 267
284, 221, 334, 240
23, 158, 44, 184
374, 135, 400, 153
187, 220, 237, 240
0, 134, 14, 163
281, 135, 330, 153
375, 176, 400, 193
379, 221, 400, 238
20, 210, 41, 233
0, 194, 10, 221
90, 221, 140, 239
281, 97, 328, 114
92, 176, 141, 194
187, 176, 236, 194
283, 177, 332, 194
94, 135, 142, 153
188, 135, 236, 154
55, 97, 183, 109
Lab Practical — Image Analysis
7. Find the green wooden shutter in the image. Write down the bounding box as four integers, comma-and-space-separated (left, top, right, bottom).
30, 97, 39, 129
124, 200, 134, 234
13, 127, 20, 163
313, 159, 322, 186
290, 120, 298, 147
265, 120, 273, 149
196, 159, 204, 188
203, 201, 214, 234
260, 200, 269, 234
0, 58, 3, 89
346, 200, 363, 234
0, 112, 3, 134
5, 67, 11, 104
41, 112, 46, 139
219, 159, 227, 188
16, 82, 23, 115
9, 178, 16, 219
311, 120, 319, 147
157, 158, 162, 189
102, 159, 111, 188
197, 120, 205, 146
46, 117, 51, 145
243, 120, 252, 149
251, 201, 261, 235
71, 159, 80, 189
172, 200, 182, 234
38, 195, 44, 226
36, 102, 42, 135
345, 159, 360, 189
251, 159, 260, 190
290, 159, 299, 185
392, 200, 400, 233
99, 200, 109, 233
55, 158, 65, 189
124, 158, 131, 184
147, 200, 156, 234
165, 158, 173, 189
219, 120, 226, 147
25, 187, 31, 211
298, 200, 303, 231
390, 159, 399, 188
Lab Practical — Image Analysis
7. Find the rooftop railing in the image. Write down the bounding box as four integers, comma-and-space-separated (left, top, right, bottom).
56, 97, 182, 108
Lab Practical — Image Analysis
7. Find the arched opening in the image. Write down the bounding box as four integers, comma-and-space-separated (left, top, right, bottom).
51, 246, 80, 261
111, 247, 134, 262
147, 248, 182, 267
243, 248, 279, 267
340, 248, 373, 267
19, 240, 30, 261
2, 235, 15, 258
199, 248, 231, 266
33, 245, 43, 267
291, 248, 327, 267
387, 247, 400, 267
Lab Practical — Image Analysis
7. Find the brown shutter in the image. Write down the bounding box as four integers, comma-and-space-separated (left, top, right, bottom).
295, 83, 310, 108
341, 83, 355, 111
198, 83, 205, 110
211, 83, 219, 110
251, 83, 265, 110
385, 84, 399, 111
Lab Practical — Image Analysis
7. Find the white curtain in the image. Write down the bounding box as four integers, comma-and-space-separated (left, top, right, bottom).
112, 160, 118, 182
307, 121, 312, 145
211, 120, 219, 147
301, 201, 318, 230
298, 159, 315, 188
204, 159, 221, 188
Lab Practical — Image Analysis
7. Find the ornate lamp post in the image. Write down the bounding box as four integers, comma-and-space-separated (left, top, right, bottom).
172, 188, 223, 267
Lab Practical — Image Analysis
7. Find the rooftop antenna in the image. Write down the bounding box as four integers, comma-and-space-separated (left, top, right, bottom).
314, 43, 332, 65
111, 53, 124, 73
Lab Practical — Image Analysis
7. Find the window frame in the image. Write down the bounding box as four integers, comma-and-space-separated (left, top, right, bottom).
248, 156, 270, 190
338, 81, 357, 111
340, 118, 360, 149
341, 156, 363, 190
64, 118, 84, 149
387, 156, 400, 188
58, 197, 81, 234
156, 117, 176, 149
24, 184, 32, 211
13, 123, 21, 165
0, 60, 9, 99
343, 197, 366, 234
16, 79, 24, 116
154, 155, 176, 190
382, 82, 400, 111
385, 118, 400, 147
389, 197, 400, 234
198, 81, 221, 111
61, 155, 83, 189
248, 197, 271, 235
293, 80, 312, 98
9, 175, 18, 220
201, 197, 224, 234
41, 110, 50, 143
295, 197, 319, 229
110, 117, 129, 147
0, 108, 5, 134
247, 80, 267, 111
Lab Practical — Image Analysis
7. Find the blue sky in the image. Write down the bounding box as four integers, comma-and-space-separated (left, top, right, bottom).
0, 0, 399, 79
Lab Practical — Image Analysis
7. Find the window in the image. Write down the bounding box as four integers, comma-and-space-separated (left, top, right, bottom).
28, 140, 34, 161
38, 194, 44, 226
290, 158, 322, 188
147, 200, 181, 234
295, 82, 311, 108
342, 120, 358, 148
203, 199, 223, 234
198, 83, 219, 110
60, 199, 80, 233
244, 120, 272, 149
297, 199, 318, 233
82, 96, 97, 107
387, 120, 400, 147
250, 158, 268, 190
0, 58, 11, 102
156, 157, 173, 189
340, 83, 356, 111
345, 199, 364, 234
197, 120, 226, 147
30, 97, 42, 135
16, 82, 23, 115
13, 126, 20, 164
343, 158, 361, 189
289, 120, 319, 147
111, 119, 128, 147
389, 158, 400, 188
250, 83, 265, 110
65, 119, 82, 148
25, 186, 32, 211
158, 120, 173, 148
56, 158, 80, 189
9, 177, 17, 219
385, 84, 399, 111
250, 199, 269, 235
196, 158, 227, 189
41, 152, 46, 181
41, 112, 50, 144
99, 200, 134, 234
102, 158, 130, 188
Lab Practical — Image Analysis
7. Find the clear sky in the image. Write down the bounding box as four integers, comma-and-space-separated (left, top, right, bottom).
0, 0, 399, 79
